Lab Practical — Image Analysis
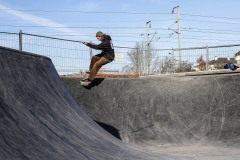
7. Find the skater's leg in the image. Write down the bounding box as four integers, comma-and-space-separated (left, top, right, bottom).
89, 55, 101, 71
88, 57, 111, 81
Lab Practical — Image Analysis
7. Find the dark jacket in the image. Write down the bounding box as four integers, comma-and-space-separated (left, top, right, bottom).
87, 35, 115, 55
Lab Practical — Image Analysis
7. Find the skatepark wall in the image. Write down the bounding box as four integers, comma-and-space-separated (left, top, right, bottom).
62, 72, 240, 147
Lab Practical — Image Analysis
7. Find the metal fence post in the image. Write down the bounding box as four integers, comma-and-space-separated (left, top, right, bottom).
206, 45, 209, 70
89, 41, 93, 59
19, 30, 22, 51
137, 48, 140, 76
172, 48, 175, 73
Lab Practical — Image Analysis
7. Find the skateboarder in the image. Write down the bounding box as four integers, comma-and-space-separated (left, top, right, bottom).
81, 31, 115, 86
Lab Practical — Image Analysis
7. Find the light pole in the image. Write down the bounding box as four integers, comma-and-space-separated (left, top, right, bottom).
172, 6, 182, 65
146, 21, 151, 74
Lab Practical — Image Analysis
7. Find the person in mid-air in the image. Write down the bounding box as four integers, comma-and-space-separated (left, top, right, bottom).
81, 31, 115, 86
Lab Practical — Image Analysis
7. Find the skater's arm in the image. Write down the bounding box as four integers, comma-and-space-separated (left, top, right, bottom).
83, 41, 112, 50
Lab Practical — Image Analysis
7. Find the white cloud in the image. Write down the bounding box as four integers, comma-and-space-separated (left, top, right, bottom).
0, 4, 79, 35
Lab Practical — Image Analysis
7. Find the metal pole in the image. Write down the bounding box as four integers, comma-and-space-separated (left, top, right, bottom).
206, 45, 209, 70
19, 30, 22, 51
137, 48, 140, 76
172, 6, 181, 65
146, 21, 151, 74
172, 48, 175, 73
176, 6, 181, 65
89, 41, 93, 58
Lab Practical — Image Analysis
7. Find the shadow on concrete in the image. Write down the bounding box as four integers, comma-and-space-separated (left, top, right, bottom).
94, 120, 122, 140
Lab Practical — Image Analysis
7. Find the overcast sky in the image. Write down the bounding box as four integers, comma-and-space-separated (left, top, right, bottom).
1, 0, 240, 49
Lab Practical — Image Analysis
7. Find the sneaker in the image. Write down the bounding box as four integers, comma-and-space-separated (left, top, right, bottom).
82, 71, 90, 80
81, 78, 92, 86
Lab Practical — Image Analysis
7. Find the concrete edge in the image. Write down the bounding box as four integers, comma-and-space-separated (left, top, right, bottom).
0, 46, 51, 60
140, 69, 240, 78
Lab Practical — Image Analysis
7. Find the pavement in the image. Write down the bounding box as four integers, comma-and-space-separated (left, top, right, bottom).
1, 46, 240, 160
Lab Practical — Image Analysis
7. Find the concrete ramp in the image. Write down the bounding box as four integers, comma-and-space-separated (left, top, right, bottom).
0, 46, 189, 160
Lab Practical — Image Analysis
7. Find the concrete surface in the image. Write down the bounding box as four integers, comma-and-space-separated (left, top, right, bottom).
62, 67, 240, 159
0, 46, 190, 160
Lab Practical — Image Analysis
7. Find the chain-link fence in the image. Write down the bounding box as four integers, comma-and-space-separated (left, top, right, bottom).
1, 31, 240, 76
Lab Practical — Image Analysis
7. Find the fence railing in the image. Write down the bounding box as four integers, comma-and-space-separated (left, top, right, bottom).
1, 31, 240, 76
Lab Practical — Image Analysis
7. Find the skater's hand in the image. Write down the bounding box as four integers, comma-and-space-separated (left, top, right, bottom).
83, 42, 89, 45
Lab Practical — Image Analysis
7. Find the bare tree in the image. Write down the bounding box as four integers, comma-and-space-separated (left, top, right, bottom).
127, 42, 146, 75
126, 41, 194, 75
127, 41, 158, 75
196, 55, 206, 71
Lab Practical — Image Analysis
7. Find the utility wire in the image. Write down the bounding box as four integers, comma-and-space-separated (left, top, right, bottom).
0, 19, 175, 23
182, 19, 240, 24
181, 27, 240, 34
2, 8, 240, 19
0, 24, 169, 30
0, 8, 171, 15
181, 13, 240, 20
